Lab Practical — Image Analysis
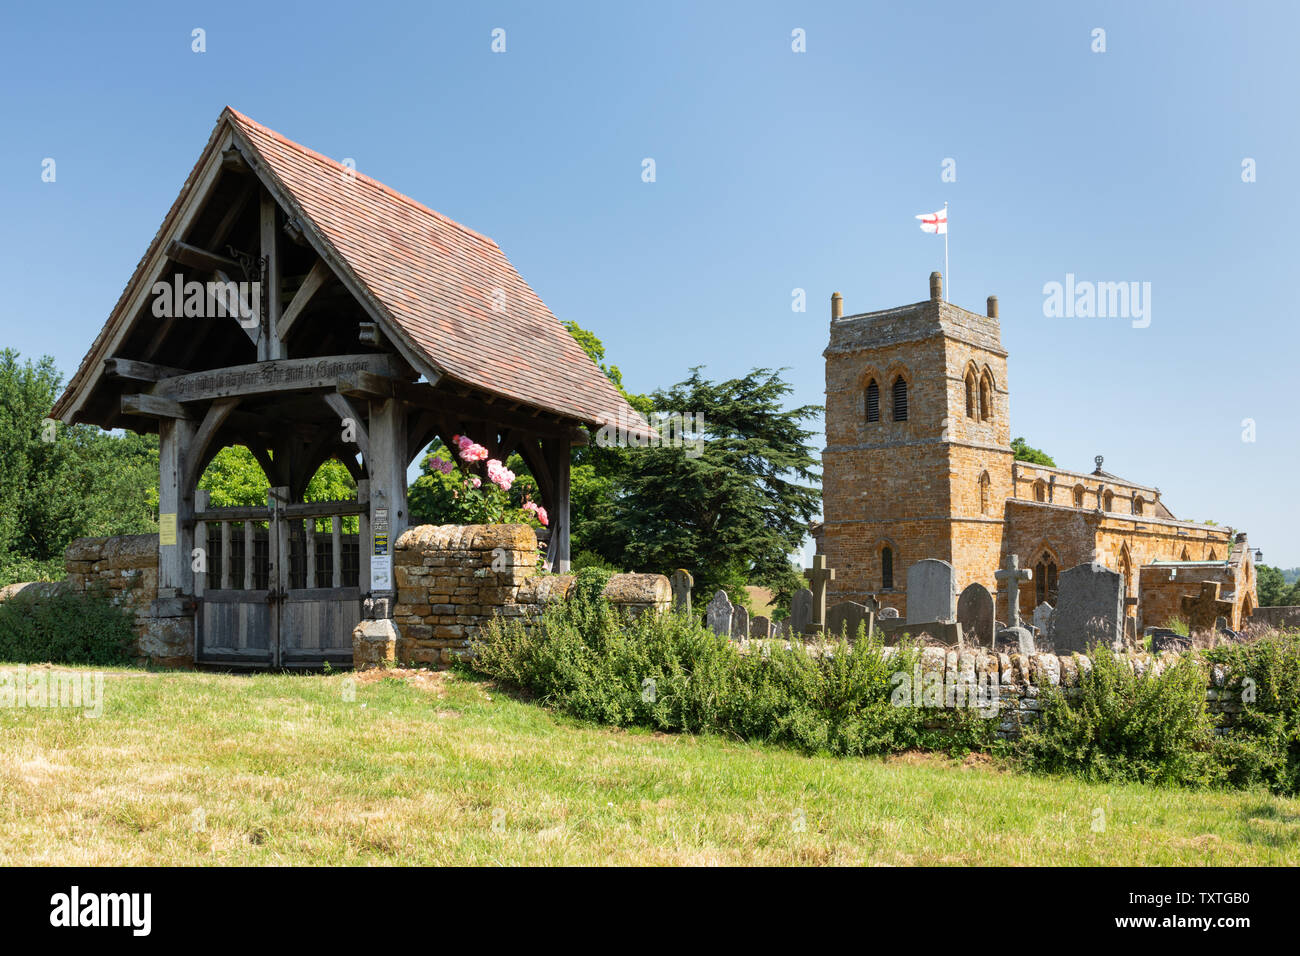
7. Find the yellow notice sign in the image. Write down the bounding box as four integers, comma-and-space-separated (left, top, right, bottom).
159, 513, 177, 546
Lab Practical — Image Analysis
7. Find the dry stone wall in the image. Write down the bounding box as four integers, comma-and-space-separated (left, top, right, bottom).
390, 524, 670, 666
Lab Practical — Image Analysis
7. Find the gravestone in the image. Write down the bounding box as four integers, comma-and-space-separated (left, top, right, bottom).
907, 621, 963, 646
996, 626, 1035, 656
1051, 562, 1124, 653
669, 569, 694, 613
706, 590, 732, 637
805, 554, 835, 631
1032, 602, 1053, 636
956, 582, 995, 647
750, 616, 772, 640
731, 605, 750, 641
1149, 628, 1191, 653
906, 559, 957, 624
994, 555, 1032, 629
825, 601, 873, 641
879, 606, 899, 619
789, 588, 813, 636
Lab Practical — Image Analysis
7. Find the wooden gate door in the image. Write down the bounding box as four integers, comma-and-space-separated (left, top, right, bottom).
276, 491, 365, 667
195, 485, 367, 667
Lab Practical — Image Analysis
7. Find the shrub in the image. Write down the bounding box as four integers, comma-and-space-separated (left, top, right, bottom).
0, 556, 65, 589
1203, 631, 1300, 795
471, 592, 996, 758
0, 586, 136, 665
1017, 644, 1219, 788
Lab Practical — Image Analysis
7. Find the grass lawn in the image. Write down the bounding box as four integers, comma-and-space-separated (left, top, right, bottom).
2, 664, 1298, 865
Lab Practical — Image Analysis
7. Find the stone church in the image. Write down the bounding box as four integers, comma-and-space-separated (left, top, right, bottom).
814, 273, 1258, 631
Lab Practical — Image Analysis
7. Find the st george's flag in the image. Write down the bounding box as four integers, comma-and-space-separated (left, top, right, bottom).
916, 208, 947, 234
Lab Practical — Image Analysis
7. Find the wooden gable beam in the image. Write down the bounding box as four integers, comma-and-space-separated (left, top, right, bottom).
183, 398, 240, 491
151, 353, 403, 403
275, 258, 332, 342
104, 357, 191, 382
121, 393, 193, 420
259, 192, 283, 361
165, 238, 241, 274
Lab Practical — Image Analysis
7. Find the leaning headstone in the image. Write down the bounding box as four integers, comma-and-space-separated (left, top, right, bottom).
908, 621, 964, 646
994, 555, 1033, 629
1051, 562, 1124, 653
750, 616, 772, 640
789, 588, 813, 636
826, 601, 873, 641
731, 605, 750, 641
1032, 602, 1053, 635
805, 554, 835, 631
957, 582, 995, 647
1149, 629, 1191, 653
996, 626, 1035, 656
706, 590, 732, 637
669, 569, 694, 613
906, 559, 957, 624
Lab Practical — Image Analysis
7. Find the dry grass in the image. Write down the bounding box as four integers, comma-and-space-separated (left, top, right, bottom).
0, 665, 1297, 865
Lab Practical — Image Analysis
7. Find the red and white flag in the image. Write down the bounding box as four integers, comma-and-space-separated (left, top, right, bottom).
916, 208, 947, 234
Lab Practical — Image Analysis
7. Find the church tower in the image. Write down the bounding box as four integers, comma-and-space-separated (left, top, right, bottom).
821, 273, 1013, 615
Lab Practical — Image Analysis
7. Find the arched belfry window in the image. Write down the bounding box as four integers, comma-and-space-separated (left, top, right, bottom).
964, 370, 976, 418
881, 546, 894, 590
1103, 490, 1114, 512
892, 376, 908, 421
1073, 485, 1085, 508
979, 471, 991, 515
865, 380, 880, 423
1133, 497, 1144, 515
979, 371, 992, 421
1033, 480, 1046, 503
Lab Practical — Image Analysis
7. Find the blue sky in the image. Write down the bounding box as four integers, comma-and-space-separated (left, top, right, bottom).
3, 1, 1297, 563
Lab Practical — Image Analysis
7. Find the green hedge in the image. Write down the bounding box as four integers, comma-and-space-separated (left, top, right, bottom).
0, 587, 136, 666
470, 568, 994, 758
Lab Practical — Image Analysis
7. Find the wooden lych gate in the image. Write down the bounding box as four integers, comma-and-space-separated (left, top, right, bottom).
51, 107, 648, 667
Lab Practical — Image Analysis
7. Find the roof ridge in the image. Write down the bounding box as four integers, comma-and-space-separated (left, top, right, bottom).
221, 106, 500, 250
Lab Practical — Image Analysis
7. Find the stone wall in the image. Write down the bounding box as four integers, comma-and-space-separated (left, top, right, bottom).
0, 534, 192, 667
878, 645, 1250, 737
1250, 606, 1300, 630
390, 524, 670, 666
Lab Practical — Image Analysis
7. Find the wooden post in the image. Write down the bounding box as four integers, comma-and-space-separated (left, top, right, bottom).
259, 192, 283, 361
357, 479, 371, 599
543, 438, 572, 572
305, 516, 316, 589
270, 486, 289, 666
331, 515, 342, 589
194, 489, 208, 598
220, 520, 233, 590
365, 399, 407, 605
243, 520, 254, 590
157, 417, 198, 596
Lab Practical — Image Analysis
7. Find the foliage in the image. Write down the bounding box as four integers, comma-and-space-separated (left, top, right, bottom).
471, 599, 994, 758
408, 443, 546, 531
1257, 564, 1300, 607
0, 587, 135, 665
1203, 632, 1300, 795
1010, 436, 1056, 467
587, 368, 821, 610
0, 350, 158, 586
1018, 644, 1219, 788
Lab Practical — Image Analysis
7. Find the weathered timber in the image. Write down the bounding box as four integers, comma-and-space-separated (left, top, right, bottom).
151, 354, 405, 402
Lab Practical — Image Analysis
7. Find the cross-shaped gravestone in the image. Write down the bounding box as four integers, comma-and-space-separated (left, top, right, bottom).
1180, 581, 1233, 635
805, 554, 836, 632
669, 569, 694, 613
994, 555, 1032, 629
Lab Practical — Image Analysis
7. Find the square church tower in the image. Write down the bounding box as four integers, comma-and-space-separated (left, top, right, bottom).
821, 273, 1013, 616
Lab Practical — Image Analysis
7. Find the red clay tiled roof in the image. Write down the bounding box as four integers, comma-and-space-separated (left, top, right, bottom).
54, 108, 644, 432
225, 108, 637, 427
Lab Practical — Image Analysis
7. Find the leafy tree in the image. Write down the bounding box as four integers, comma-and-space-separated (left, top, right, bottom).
1011, 437, 1056, 467
1258, 565, 1290, 607
0, 350, 158, 585
595, 367, 821, 608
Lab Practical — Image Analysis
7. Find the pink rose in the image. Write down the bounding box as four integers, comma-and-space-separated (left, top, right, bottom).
486, 458, 515, 490
535, 506, 548, 527
458, 441, 489, 463
470, 476, 482, 488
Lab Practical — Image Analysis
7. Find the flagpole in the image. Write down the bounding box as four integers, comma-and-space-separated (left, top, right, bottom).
943, 202, 949, 302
